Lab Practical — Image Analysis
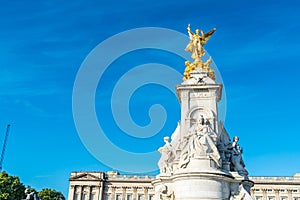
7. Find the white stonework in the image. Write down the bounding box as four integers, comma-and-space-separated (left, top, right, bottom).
67, 172, 300, 200
68, 172, 105, 200
250, 174, 300, 200
152, 64, 253, 200
68, 171, 155, 200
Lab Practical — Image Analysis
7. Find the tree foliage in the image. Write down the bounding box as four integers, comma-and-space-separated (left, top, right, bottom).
0, 171, 26, 200
0, 171, 65, 200
38, 188, 65, 200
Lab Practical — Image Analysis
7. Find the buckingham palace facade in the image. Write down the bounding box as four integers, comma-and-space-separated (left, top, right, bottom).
67, 171, 300, 200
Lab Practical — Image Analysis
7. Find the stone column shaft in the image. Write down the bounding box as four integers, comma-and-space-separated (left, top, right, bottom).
98, 185, 103, 200
274, 189, 280, 200
122, 187, 127, 200
79, 186, 83, 200
68, 185, 75, 200
133, 187, 138, 200
113, 186, 118, 200
88, 186, 92, 200
287, 189, 293, 200
144, 187, 149, 200
262, 189, 267, 200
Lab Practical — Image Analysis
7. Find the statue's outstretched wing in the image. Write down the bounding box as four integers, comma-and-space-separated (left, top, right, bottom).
203, 28, 216, 44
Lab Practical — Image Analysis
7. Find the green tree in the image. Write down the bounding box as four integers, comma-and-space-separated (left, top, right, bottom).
38, 188, 65, 200
0, 171, 26, 200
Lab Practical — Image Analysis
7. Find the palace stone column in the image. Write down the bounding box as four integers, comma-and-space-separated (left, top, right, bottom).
144, 187, 149, 200
122, 186, 127, 200
133, 186, 138, 200
262, 189, 267, 200
250, 188, 255, 199
274, 189, 280, 200
68, 185, 75, 200
287, 189, 293, 200
111, 186, 116, 200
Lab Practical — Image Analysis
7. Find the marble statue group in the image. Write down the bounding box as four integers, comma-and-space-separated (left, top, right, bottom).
157, 115, 248, 176
153, 24, 254, 200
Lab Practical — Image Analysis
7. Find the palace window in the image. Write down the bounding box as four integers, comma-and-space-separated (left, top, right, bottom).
138, 194, 143, 200
127, 194, 132, 200
74, 193, 79, 200
104, 194, 110, 200
149, 195, 154, 200
256, 197, 262, 200
116, 194, 121, 200
82, 193, 88, 200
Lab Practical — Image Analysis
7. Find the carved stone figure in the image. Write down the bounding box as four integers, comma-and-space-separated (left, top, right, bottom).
217, 122, 232, 162
230, 136, 248, 176
158, 137, 175, 173
178, 115, 221, 168
25, 189, 40, 200
230, 184, 253, 200
232, 136, 239, 150
154, 184, 174, 200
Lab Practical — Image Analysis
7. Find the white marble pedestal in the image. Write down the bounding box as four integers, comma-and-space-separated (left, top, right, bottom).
153, 158, 236, 200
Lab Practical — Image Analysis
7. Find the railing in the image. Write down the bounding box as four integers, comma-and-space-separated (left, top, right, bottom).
108, 174, 156, 179
249, 176, 299, 181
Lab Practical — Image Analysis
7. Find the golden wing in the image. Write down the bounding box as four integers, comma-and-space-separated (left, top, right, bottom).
202, 28, 216, 45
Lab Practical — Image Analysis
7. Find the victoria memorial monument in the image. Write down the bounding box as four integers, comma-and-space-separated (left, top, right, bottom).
152, 24, 254, 200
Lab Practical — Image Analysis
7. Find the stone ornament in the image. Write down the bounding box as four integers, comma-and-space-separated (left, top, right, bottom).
154, 184, 174, 200
158, 137, 176, 174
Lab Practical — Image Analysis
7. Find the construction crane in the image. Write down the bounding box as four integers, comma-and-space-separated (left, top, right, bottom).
0, 124, 11, 172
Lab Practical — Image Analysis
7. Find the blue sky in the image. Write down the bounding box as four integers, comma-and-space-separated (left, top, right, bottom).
1, 0, 300, 197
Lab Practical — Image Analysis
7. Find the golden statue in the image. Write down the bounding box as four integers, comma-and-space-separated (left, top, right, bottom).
202, 57, 212, 71
185, 24, 216, 62
183, 61, 196, 81
183, 24, 216, 81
